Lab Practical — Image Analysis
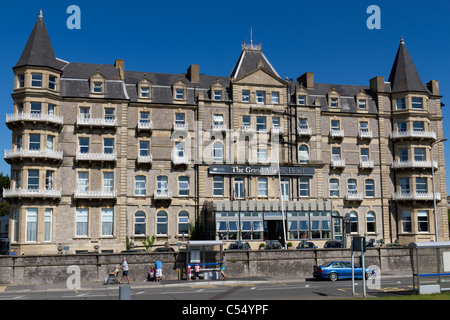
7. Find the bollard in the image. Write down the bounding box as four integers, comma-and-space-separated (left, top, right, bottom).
119, 285, 131, 300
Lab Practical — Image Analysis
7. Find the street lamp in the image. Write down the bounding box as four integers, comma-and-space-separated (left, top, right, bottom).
431, 138, 447, 242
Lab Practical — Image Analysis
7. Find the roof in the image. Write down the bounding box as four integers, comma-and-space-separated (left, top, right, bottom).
14, 10, 61, 71
388, 37, 429, 94
408, 241, 450, 248
230, 48, 280, 80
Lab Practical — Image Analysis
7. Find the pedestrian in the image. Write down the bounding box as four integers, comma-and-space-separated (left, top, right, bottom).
219, 253, 227, 280
155, 259, 162, 282
194, 262, 201, 280
119, 257, 131, 284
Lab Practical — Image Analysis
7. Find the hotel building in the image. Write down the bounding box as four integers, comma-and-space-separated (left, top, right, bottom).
4, 11, 448, 254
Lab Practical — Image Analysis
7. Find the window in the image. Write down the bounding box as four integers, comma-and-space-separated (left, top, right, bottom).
359, 121, 369, 133
178, 211, 189, 235
414, 148, 426, 162
234, 178, 244, 199
299, 145, 309, 164
175, 88, 184, 100
358, 100, 367, 109
135, 175, 146, 196
331, 119, 340, 131
213, 176, 224, 196
412, 97, 423, 109
214, 90, 222, 101
271, 92, 279, 104
103, 172, 114, 193
242, 90, 250, 102
45, 170, 54, 190
103, 138, 114, 154
281, 178, 289, 201
298, 95, 306, 105
31, 73, 42, 87
349, 211, 358, 233
398, 148, 408, 162
29, 134, 40, 150
257, 148, 267, 163
257, 177, 268, 197
76, 208, 89, 237
213, 142, 223, 162
365, 179, 375, 197
418, 210, 429, 232
332, 147, 341, 161
104, 108, 115, 121
93, 81, 103, 93
402, 211, 412, 233
360, 148, 370, 162
30, 102, 42, 114
157, 211, 168, 235
330, 97, 338, 108
79, 107, 90, 119
77, 171, 89, 193
213, 114, 224, 126
256, 116, 266, 132
256, 91, 265, 103
139, 141, 150, 157
28, 170, 39, 190
242, 115, 250, 127
47, 135, 54, 151
44, 208, 52, 242
48, 104, 55, 115
347, 179, 357, 195
140, 86, 150, 98
299, 178, 309, 197
397, 122, 407, 132
48, 75, 57, 90
330, 178, 339, 197
18, 74, 25, 88
396, 98, 406, 110
174, 141, 185, 158
78, 137, 89, 153
101, 208, 114, 236
413, 121, 424, 132
175, 113, 185, 125
416, 177, 427, 193
298, 118, 308, 130
134, 211, 146, 236
399, 178, 410, 194
26, 208, 38, 242
139, 112, 150, 124
178, 176, 189, 196
156, 176, 168, 194
366, 211, 376, 233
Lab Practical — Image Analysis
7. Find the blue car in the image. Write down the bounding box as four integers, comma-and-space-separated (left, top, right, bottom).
313, 261, 375, 281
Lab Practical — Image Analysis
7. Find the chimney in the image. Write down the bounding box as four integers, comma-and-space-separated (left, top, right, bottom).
370, 76, 385, 93
115, 59, 125, 80
297, 72, 314, 89
427, 80, 439, 96
187, 64, 199, 83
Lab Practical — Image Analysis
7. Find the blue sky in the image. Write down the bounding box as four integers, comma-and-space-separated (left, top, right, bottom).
0, 0, 450, 191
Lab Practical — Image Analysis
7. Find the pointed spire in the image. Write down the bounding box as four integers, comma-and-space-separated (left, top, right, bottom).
388, 37, 428, 93
14, 10, 61, 71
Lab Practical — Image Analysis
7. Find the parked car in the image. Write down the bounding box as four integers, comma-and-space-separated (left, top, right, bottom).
313, 261, 375, 281
264, 240, 283, 250
323, 240, 344, 248
227, 241, 251, 250
153, 247, 175, 252
296, 241, 317, 249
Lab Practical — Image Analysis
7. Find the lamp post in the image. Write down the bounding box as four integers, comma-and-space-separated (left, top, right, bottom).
431, 138, 447, 242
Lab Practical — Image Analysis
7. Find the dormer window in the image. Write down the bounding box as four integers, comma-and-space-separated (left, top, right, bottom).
93, 82, 103, 93
175, 89, 185, 100
31, 73, 42, 88
298, 95, 306, 105
330, 97, 338, 108
358, 100, 366, 110
214, 90, 222, 101
140, 86, 150, 98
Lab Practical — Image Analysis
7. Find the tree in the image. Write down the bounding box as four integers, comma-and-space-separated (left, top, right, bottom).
0, 173, 9, 216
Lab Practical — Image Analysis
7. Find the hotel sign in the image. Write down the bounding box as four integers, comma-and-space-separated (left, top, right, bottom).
209, 165, 315, 176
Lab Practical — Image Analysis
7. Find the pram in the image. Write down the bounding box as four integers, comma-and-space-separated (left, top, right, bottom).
104, 268, 120, 285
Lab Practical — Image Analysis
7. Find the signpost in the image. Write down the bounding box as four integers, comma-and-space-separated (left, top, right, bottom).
351, 236, 366, 298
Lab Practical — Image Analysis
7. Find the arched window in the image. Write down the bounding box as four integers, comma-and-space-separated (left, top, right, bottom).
178, 211, 189, 236
299, 145, 309, 164
366, 211, 376, 233
157, 211, 168, 235
213, 141, 223, 162
134, 211, 146, 236
332, 211, 343, 241
349, 211, 358, 233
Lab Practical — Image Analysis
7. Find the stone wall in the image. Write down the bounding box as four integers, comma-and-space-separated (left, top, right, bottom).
0, 248, 412, 285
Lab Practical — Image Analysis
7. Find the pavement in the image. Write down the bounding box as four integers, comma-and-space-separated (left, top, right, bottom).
0, 270, 413, 294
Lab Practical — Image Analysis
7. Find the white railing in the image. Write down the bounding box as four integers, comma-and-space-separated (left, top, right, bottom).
153, 191, 172, 200
138, 121, 153, 130
392, 192, 441, 201
390, 130, 436, 140
173, 123, 188, 131
4, 149, 63, 160
271, 124, 284, 134
330, 129, 345, 138
345, 193, 364, 201
137, 155, 153, 163
391, 160, 438, 170
212, 124, 227, 132
6, 113, 63, 125
331, 159, 346, 168
358, 130, 373, 139
172, 155, 189, 165
77, 116, 117, 127
241, 125, 255, 134
359, 160, 374, 169
297, 127, 312, 136
74, 190, 117, 199
3, 188, 61, 199
250, 104, 274, 110
76, 152, 117, 161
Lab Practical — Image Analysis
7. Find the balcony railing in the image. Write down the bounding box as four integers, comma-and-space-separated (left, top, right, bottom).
3, 188, 61, 199
359, 160, 374, 169
240, 125, 255, 134
392, 192, 441, 201
297, 127, 312, 136
173, 123, 188, 131
391, 160, 438, 170
330, 129, 345, 138
4, 149, 63, 161
345, 193, 364, 201
74, 190, 117, 199
358, 130, 373, 140
153, 191, 173, 200
250, 103, 274, 111
331, 159, 346, 168
137, 121, 153, 131
211, 124, 227, 132
76, 152, 117, 161
76, 116, 117, 127
137, 155, 153, 164
6, 112, 63, 125
271, 124, 284, 134
390, 130, 436, 141
172, 155, 189, 165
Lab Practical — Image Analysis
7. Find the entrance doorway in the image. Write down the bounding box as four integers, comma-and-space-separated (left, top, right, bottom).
264, 220, 285, 242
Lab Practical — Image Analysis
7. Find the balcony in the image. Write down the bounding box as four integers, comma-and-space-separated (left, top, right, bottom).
6, 112, 63, 128
240, 125, 255, 135
390, 130, 436, 141
3, 188, 61, 199
329, 129, 344, 139
74, 190, 117, 199
297, 127, 312, 137
331, 159, 346, 168
345, 193, 364, 202
358, 130, 373, 140
250, 103, 274, 111
173, 123, 188, 132
76, 152, 117, 162
211, 124, 227, 132
153, 190, 173, 200
359, 160, 374, 169
392, 192, 441, 202
76, 116, 117, 128
4, 149, 63, 163
137, 121, 153, 131
391, 160, 438, 170
172, 155, 189, 165
137, 155, 153, 164
270, 124, 284, 135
